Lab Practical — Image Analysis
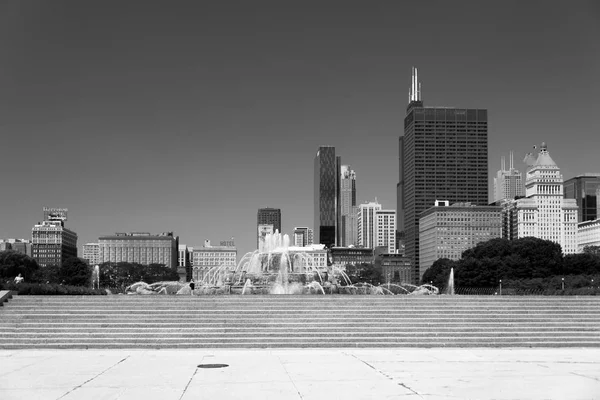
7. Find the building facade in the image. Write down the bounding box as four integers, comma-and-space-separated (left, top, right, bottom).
31, 208, 77, 267
191, 240, 237, 281
330, 247, 374, 267
177, 244, 193, 281
503, 143, 578, 254
564, 174, 600, 223
493, 151, 525, 202
357, 200, 382, 249
314, 146, 340, 247
293, 227, 314, 247
82, 243, 100, 265
419, 200, 502, 280
0, 239, 32, 256
257, 208, 281, 247
398, 67, 489, 283
578, 218, 600, 252
340, 165, 357, 246
97, 232, 178, 268
374, 253, 412, 284
375, 210, 397, 254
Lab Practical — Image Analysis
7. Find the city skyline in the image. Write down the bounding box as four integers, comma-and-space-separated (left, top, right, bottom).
1, 2, 599, 258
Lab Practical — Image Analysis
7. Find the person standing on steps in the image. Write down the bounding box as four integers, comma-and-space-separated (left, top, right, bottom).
189, 279, 195, 296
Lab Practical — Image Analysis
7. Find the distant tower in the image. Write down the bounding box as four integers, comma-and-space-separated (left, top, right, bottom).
493, 151, 525, 202
398, 67, 489, 283
505, 143, 579, 254
357, 200, 382, 249
314, 146, 340, 247
257, 208, 281, 247
340, 165, 357, 246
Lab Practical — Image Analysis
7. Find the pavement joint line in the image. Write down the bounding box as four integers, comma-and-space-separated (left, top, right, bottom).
346, 352, 423, 398
56, 355, 130, 400
178, 356, 203, 400
0, 354, 56, 378
570, 371, 600, 382
278, 354, 304, 400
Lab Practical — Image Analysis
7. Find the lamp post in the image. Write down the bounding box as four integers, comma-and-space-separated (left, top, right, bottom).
499, 279, 502, 296
561, 277, 564, 291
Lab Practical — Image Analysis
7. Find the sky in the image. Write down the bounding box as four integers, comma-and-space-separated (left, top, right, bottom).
1, 1, 599, 258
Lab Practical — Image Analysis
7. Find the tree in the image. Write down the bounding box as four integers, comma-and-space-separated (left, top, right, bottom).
583, 246, 600, 256
0, 250, 39, 281
343, 263, 383, 285
60, 257, 92, 286
421, 258, 455, 289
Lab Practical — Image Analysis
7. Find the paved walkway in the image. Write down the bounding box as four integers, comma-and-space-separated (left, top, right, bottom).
1, 349, 599, 399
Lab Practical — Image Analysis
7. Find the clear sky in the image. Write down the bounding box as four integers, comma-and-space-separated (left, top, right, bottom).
1, 1, 599, 258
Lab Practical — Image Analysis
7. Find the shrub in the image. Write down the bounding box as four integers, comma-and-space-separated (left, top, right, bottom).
0, 282, 106, 295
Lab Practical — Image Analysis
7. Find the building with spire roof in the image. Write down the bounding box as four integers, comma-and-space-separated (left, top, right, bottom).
503, 143, 578, 254
493, 151, 525, 202
397, 67, 489, 283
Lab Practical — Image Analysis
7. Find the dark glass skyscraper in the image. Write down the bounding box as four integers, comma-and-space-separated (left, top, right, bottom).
257, 208, 281, 246
314, 146, 340, 248
398, 67, 489, 284
564, 174, 600, 222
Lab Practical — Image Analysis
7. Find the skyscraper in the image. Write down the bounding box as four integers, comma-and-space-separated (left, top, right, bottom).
493, 151, 525, 202
564, 174, 600, 222
340, 165, 357, 246
257, 208, 281, 247
398, 67, 489, 283
375, 209, 396, 254
504, 143, 578, 254
314, 146, 340, 247
357, 200, 382, 249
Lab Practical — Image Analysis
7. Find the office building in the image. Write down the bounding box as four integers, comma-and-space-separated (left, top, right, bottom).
314, 146, 340, 247
374, 253, 412, 284
493, 151, 525, 202
0, 239, 32, 256
419, 200, 502, 279
503, 143, 578, 254
398, 67, 489, 283
98, 232, 178, 268
578, 218, 600, 252
293, 227, 314, 247
357, 200, 382, 249
340, 165, 357, 246
82, 243, 100, 265
330, 247, 374, 267
257, 208, 281, 247
31, 208, 78, 267
564, 174, 600, 222
191, 240, 237, 281
375, 209, 397, 254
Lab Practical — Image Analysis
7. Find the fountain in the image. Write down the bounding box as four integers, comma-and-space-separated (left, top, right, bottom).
445, 268, 455, 295
126, 231, 441, 296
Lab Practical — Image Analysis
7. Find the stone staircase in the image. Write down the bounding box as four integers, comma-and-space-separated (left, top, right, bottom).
1, 295, 600, 348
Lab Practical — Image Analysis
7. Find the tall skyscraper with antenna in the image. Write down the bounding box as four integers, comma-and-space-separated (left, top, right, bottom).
493, 151, 525, 202
398, 67, 489, 283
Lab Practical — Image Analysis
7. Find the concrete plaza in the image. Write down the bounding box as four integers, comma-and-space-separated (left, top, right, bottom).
1, 348, 599, 399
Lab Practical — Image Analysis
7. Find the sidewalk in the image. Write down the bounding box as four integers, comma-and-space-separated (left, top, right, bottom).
1, 348, 599, 399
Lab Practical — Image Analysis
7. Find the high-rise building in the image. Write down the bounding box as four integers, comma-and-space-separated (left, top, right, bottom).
564, 174, 600, 222
375, 209, 396, 254
503, 143, 578, 254
357, 200, 382, 249
493, 151, 525, 202
257, 208, 281, 247
398, 67, 489, 283
82, 243, 100, 265
419, 200, 502, 279
293, 227, 314, 247
314, 146, 340, 247
31, 208, 78, 267
340, 165, 357, 246
97, 232, 178, 268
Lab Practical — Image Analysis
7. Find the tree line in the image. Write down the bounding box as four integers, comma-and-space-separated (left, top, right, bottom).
422, 238, 600, 291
